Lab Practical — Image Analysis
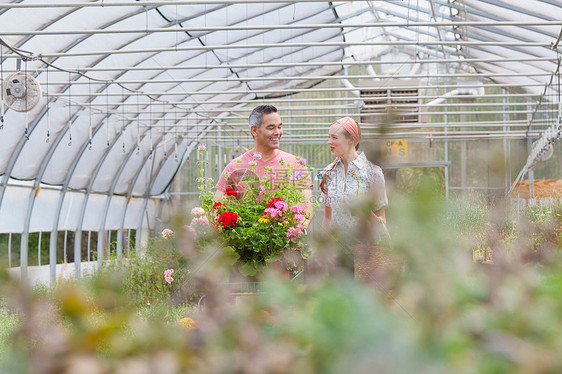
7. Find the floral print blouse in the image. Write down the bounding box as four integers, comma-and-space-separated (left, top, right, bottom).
320, 152, 388, 231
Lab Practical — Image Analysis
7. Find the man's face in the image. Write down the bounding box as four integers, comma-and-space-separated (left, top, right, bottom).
251, 112, 283, 151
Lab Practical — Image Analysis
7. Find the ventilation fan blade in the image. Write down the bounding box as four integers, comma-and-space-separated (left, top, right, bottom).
2, 72, 42, 112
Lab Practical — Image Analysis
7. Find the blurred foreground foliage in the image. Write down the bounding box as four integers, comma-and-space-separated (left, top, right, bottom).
1, 178, 562, 373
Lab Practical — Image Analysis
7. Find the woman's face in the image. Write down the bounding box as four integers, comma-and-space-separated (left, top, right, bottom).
328, 123, 355, 158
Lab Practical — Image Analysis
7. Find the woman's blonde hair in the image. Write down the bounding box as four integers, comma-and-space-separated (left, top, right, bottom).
319, 118, 361, 194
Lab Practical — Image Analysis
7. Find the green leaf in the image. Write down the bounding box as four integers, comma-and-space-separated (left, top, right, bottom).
238, 261, 259, 276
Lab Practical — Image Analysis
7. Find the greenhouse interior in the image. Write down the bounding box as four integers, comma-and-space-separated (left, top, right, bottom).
0, 0, 562, 371
1, 0, 560, 280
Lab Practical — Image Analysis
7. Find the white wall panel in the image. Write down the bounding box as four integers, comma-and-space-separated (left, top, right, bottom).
0, 184, 28, 233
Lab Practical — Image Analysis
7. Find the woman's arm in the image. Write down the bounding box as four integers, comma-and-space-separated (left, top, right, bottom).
372, 206, 391, 245
302, 188, 315, 228
322, 205, 332, 232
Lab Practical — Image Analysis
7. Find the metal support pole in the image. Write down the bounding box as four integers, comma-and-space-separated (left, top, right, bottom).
50, 230, 57, 281
63, 230, 67, 263
100, 131, 165, 260
20, 232, 27, 280
527, 104, 535, 201
87, 231, 91, 262
38, 231, 42, 266
97, 229, 104, 266
8, 233, 11, 268
444, 107, 449, 200
503, 88, 509, 194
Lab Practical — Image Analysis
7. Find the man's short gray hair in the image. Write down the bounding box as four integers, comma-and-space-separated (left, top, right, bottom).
249, 105, 278, 130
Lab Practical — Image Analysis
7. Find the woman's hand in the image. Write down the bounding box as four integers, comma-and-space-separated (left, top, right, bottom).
372, 207, 386, 226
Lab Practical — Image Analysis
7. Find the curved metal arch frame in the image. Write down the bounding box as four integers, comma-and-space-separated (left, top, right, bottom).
70, 128, 164, 282
2, 1, 346, 200
149, 3, 345, 109
383, 0, 558, 71
129, 103, 249, 244
33, 0, 338, 202
114, 136, 186, 256
98, 130, 174, 258
113, 136, 183, 252
0, 5, 98, 209
8, 4, 232, 279
0, 3, 161, 210
0, 1, 472, 280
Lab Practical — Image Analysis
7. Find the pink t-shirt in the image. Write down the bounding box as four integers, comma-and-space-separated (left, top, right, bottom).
215, 150, 312, 198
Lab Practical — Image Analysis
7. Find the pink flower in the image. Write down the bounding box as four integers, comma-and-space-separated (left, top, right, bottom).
161, 228, 174, 239
197, 143, 206, 151
164, 269, 175, 284
183, 225, 196, 234
264, 207, 282, 218
289, 204, 307, 213
191, 216, 210, 226
294, 214, 306, 222
274, 200, 288, 211
289, 170, 303, 181
286, 226, 302, 243
298, 158, 307, 165
191, 206, 205, 216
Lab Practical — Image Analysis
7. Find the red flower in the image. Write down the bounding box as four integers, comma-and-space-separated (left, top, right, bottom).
225, 188, 238, 197
267, 197, 284, 209
218, 211, 239, 227
213, 202, 225, 209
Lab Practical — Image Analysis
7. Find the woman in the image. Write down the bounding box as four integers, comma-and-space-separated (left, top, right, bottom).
319, 117, 390, 281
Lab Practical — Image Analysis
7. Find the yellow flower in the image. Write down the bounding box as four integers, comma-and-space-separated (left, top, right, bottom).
258, 217, 270, 223
179, 317, 198, 331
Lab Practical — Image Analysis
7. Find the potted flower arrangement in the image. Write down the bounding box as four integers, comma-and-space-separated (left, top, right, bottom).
194, 145, 313, 276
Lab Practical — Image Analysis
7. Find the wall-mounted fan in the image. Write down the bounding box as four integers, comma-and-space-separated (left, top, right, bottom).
2, 71, 42, 112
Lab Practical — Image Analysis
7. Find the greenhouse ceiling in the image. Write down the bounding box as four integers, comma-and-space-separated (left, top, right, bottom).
0, 0, 561, 235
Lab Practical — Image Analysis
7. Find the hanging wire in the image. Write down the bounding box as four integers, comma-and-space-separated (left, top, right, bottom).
162, 101, 167, 159
46, 64, 50, 142
136, 91, 140, 155
174, 106, 178, 162
68, 71, 72, 146
0, 45, 4, 130
0, 37, 187, 113
556, 51, 562, 142
122, 87, 126, 153
106, 84, 110, 148
149, 100, 153, 160
24, 59, 28, 139
88, 78, 92, 150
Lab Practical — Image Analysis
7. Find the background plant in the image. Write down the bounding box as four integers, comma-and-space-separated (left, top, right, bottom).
2, 183, 562, 373
94, 237, 189, 308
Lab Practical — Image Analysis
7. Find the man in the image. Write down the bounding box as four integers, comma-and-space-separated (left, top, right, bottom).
215, 105, 314, 226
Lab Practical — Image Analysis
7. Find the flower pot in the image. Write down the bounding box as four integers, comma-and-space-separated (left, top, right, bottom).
265, 260, 290, 281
